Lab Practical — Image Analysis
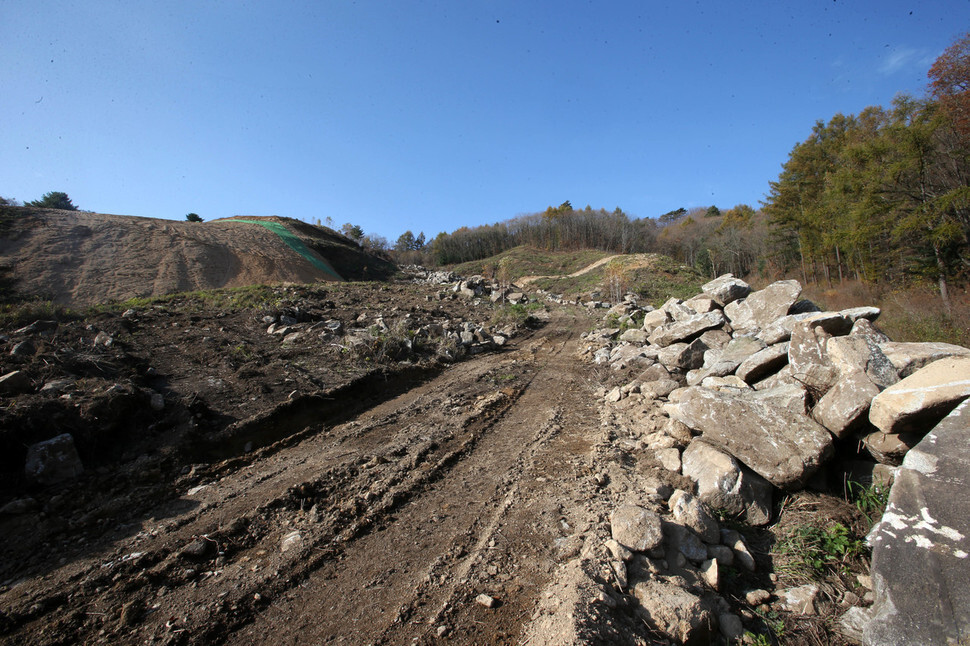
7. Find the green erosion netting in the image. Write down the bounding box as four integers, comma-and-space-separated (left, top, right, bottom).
230, 220, 343, 280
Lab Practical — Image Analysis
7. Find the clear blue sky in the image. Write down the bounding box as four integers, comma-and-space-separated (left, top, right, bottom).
3, 1, 968, 242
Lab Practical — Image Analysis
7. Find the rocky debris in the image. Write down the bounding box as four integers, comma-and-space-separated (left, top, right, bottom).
475, 593, 497, 609
575, 273, 970, 643
864, 400, 970, 645
24, 433, 84, 485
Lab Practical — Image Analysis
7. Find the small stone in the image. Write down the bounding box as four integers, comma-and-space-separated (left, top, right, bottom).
180, 538, 211, 560
475, 593, 496, 609
0, 370, 32, 395
10, 340, 36, 357
700, 558, 719, 590
719, 612, 745, 641
745, 589, 771, 606
611, 505, 663, 552
779, 584, 818, 615
436, 625, 449, 637
280, 531, 302, 553
150, 392, 165, 411
604, 538, 633, 562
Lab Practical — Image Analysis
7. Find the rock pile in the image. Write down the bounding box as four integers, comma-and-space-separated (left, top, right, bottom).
580, 274, 970, 644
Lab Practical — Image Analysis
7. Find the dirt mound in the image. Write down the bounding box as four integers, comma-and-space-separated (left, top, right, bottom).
0, 207, 395, 306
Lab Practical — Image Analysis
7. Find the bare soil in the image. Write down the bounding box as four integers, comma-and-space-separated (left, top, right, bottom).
0, 278, 623, 645
0, 207, 393, 307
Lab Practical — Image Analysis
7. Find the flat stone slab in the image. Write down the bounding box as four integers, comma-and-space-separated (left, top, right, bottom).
878, 341, 970, 378
868, 356, 970, 435
670, 388, 833, 489
865, 399, 970, 645
723, 279, 802, 333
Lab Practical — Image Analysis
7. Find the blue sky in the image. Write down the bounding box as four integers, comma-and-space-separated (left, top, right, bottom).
2, 1, 967, 243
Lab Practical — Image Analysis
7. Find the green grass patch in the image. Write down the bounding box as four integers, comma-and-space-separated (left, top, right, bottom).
775, 522, 865, 581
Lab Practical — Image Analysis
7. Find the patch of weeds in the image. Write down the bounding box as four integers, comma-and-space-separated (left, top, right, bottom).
845, 479, 890, 526
746, 607, 786, 645
492, 303, 544, 327
0, 300, 75, 329
775, 522, 864, 581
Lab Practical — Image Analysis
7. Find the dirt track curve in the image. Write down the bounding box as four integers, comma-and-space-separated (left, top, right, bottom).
2, 308, 609, 645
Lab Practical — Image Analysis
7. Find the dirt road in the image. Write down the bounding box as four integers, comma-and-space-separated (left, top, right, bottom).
1, 308, 609, 645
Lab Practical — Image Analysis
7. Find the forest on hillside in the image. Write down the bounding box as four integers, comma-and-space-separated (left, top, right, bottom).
392, 32, 969, 309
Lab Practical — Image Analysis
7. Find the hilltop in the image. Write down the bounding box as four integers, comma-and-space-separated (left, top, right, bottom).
0, 207, 395, 307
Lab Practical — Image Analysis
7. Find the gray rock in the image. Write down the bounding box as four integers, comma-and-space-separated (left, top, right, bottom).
684, 294, 720, 313
861, 429, 922, 465
681, 440, 772, 525
840, 305, 881, 323
700, 375, 750, 393
633, 579, 716, 645
640, 379, 681, 399
868, 357, 970, 435
748, 383, 809, 416
702, 274, 751, 306
611, 505, 663, 552
619, 328, 648, 344
840, 606, 871, 643
150, 392, 165, 411
658, 338, 708, 371
648, 311, 726, 348
789, 320, 838, 395
641, 308, 671, 334
663, 521, 709, 562
779, 584, 819, 615
657, 447, 682, 472
719, 612, 745, 641
670, 388, 834, 489
827, 335, 899, 389
10, 340, 36, 357
14, 320, 59, 335
865, 399, 970, 645
660, 297, 698, 322
723, 529, 756, 572
0, 370, 32, 395
850, 317, 891, 343
878, 341, 970, 379
723, 279, 802, 333
707, 544, 735, 567
736, 343, 790, 383
25, 433, 84, 485
757, 312, 814, 345
668, 490, 721, 544
813, 371, 882, 438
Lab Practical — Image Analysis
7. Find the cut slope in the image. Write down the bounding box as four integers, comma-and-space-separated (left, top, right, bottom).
0, 207, 394, 306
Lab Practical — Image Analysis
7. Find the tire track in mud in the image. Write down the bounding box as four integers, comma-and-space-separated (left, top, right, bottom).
0, 311, 601, 646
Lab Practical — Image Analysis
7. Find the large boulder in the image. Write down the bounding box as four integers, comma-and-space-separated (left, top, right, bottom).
788, 320, 838, 396
669, 388, 833, 489
681, 440, 772, 525
701, 274, 750, 306
865, 400, 970, 645
813, 371, 883, 438
736, 343, 790, 384
826, 335, 898, 389
877, 341, 970, 378
648, 311, 726, 348
723, 279, 802, 334
868, 356, 970, 435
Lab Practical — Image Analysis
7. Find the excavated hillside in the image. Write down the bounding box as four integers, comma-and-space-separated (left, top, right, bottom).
0, 207, 394, 307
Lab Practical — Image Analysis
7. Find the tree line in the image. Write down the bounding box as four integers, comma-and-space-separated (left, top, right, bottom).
763, 32, 970, 310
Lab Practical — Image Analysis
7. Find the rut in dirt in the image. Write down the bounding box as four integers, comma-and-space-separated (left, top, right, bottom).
0, 309, 603, 646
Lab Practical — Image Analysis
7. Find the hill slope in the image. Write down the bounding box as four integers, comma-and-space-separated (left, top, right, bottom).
0, 207, 395, 306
